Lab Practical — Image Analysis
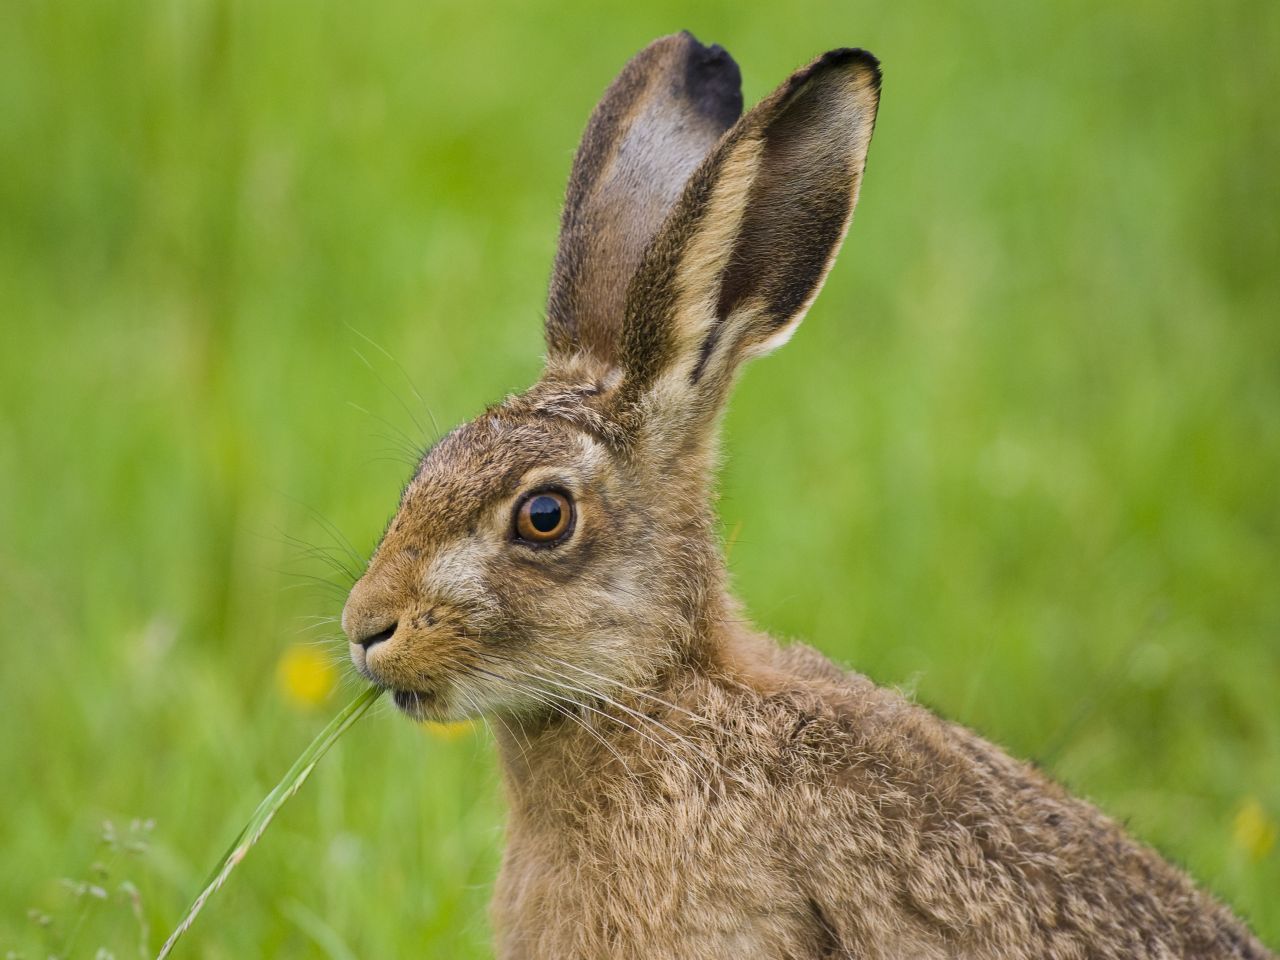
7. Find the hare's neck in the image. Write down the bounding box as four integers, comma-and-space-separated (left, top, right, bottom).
489, 659, 703, 823
491, 599, 781, 816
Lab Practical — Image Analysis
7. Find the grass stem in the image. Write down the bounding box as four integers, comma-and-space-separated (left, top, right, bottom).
155, 686, 383, 959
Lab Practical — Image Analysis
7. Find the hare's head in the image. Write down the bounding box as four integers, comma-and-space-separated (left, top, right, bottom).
342, 33, 880, 721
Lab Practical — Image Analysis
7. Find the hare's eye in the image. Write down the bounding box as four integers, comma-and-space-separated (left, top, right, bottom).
514, 491, 574, 545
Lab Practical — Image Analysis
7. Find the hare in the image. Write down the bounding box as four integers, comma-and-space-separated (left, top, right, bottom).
342, 32, 1273, 960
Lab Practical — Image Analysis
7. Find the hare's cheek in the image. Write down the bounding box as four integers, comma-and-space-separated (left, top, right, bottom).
421, 541, 501, 621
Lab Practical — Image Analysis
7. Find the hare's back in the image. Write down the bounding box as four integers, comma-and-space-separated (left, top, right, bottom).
728, 642, 1272, 959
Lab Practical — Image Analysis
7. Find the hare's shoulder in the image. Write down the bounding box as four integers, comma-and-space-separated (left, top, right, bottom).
727, 638, 1081, 813
700, 642, 1273, 960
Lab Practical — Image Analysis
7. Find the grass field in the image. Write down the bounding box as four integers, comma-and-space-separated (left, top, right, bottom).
2, 0, 1277, 956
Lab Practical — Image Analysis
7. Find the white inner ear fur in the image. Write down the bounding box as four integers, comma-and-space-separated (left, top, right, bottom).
605, 100, 711, 227
664, 135, 765, 383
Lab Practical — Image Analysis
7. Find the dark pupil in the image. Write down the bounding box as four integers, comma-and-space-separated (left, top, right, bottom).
528, 496, 562, 534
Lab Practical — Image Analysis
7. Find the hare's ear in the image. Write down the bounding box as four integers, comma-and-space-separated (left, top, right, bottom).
545, 33, 743, 368
616, 49, 880, 423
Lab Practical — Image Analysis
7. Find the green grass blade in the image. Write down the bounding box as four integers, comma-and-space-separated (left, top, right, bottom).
155, 686, 383, 960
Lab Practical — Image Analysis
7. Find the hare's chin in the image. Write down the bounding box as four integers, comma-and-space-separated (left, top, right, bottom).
391, 687, 444, 720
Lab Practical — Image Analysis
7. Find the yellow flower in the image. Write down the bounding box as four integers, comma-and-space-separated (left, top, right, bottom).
421, 720, 474, 741
276, 644, 338, 710
1233, 798, 1277, 863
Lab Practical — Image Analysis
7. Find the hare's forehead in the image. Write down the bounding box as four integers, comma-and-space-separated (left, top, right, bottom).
393, 414, 602, 538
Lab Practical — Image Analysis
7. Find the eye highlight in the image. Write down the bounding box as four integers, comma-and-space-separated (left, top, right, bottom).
513, 490, 574, 545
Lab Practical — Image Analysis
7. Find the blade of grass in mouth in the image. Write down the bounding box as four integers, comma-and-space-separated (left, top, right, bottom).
156, 685, 384, 959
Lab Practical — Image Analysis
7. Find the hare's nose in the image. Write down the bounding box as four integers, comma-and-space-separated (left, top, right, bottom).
353, 621, 397, 650
342, 581, 400, 649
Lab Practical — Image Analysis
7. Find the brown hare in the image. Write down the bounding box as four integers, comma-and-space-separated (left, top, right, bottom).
341, 32, 1274, 960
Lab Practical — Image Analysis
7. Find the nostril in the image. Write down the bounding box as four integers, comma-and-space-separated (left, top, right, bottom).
357, 622, 397, 650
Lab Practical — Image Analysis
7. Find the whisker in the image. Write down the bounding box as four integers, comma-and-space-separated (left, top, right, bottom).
271, 529, 362, 587
370, 432, 425, 464
472, 667, 641, 787
346, 401, 423, 462
523, 663, 757, 794
489, 662, 723, 794
261, 529, 359, 587
283, 497, 369, 573
541, 655, 710, 726
276, 573, 351, 599
345, 322, 442, 438
351, 346, 431, 448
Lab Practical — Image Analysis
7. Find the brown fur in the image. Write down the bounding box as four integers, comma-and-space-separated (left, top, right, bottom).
342, 35, 1273, 959
546, 32, 742, 367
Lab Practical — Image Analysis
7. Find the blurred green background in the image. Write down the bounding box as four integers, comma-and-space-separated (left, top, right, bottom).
2, 0, 1277, 956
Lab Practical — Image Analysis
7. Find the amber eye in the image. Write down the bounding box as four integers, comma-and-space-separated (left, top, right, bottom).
514, 490, 574, 545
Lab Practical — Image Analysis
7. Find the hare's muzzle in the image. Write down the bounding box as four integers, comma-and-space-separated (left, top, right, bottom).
349, 621, 396, 651
341, 584, 398, 652
341, 574, 407, 681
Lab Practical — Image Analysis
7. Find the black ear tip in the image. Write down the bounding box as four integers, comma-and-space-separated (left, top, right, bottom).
822, 47, 883, 91
674, 30, 744, 127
